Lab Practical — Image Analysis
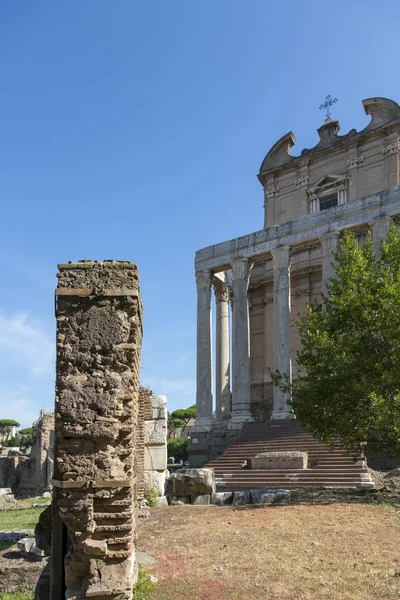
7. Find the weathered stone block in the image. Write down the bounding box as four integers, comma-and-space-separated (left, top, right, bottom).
151, 395, 168, 420
250, 489, 291, 505
191, 494, 210, 505
154, 496, 168, 507
232, 491, 248, 506
17, 537, 35, 553
143, 420, 167, 445
82, 538, 107, 557
211, 492, 233, 506
143, 470, 168, 495
251, 451, 307, 470
144, 445, 167, 471
172, 468, 215, 496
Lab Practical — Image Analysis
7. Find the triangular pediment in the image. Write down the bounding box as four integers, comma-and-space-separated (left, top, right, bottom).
308, 174, 347, 195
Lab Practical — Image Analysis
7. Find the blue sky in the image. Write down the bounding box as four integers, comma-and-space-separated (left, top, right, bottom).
1, 1, 400, 427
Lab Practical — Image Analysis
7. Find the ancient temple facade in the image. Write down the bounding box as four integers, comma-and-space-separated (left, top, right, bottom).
190, 97, 400, 465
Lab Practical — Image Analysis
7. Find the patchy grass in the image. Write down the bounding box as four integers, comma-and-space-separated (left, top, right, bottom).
0, 507, 45, 531
0, 594, 33, 600
133, 570, 157, 599
139, 504, 400, 600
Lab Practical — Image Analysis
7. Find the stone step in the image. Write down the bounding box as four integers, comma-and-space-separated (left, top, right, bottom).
203, 420, 370, 490
217, 481, 368, 492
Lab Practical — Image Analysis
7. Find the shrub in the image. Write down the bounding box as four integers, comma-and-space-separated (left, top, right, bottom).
132, 570, 156, 599
144, 487, 159, 508
167, 437, 188, 461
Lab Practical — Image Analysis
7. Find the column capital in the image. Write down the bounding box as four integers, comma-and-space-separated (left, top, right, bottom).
271, 245, 291, 269
371, 216, 392, 259
195, 270, 212, 291
371, 215, 392, 228
320, 231, 340, 257
214, 280, 231, 303
231, 258, 252, 281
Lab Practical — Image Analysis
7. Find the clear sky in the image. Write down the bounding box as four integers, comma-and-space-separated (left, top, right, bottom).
1, 1, 400, 427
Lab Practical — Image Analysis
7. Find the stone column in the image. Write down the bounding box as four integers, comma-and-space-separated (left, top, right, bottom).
372, 216, 391, 260
195, 270, 213, 427
231, 259, 254, 423
321, 232, 340, 297
51, 260, 142, 600
271, 246, 293, 420
214, 278, 231, 421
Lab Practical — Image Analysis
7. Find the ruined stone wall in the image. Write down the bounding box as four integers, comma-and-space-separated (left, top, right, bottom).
143, 395, 168, 497
51, 260, 142, 600
0, 412, 54, 497
35, 412, 54, 493
137, 387, 168, 500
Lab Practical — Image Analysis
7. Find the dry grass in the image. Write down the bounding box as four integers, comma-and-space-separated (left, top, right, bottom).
138, 503, 400, 600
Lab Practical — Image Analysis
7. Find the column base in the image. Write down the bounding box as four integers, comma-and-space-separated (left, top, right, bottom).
230, 413, 254, 423
271, 409, 295, 420
213, 417, 230, 427
191, 416, 213, 432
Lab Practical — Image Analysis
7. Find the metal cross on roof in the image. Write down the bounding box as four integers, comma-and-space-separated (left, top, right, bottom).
319, 94, 338, 121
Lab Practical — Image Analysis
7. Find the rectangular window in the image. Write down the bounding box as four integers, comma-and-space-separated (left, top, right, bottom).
319, 193, 338, 211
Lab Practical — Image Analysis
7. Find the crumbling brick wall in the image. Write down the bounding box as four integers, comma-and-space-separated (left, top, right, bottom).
51, 260, 143, 600
136, 386, 153, 501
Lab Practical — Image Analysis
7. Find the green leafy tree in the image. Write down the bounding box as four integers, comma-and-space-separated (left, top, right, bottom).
272, 227, 400, 457
19, 426, 38, 448
167, 405, 196, 439
167, 437, 189, 461
5, 436, 21, 447
0, 419, 20, 442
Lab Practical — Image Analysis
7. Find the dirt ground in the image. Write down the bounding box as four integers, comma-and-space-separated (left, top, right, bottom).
138, 503, 400, 600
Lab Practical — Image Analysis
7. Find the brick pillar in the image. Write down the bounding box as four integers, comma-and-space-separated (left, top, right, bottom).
51, 260, 143, 600
136, 386, 153, 501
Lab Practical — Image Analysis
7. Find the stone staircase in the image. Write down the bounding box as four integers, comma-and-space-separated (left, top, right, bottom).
205, 420, 374, 491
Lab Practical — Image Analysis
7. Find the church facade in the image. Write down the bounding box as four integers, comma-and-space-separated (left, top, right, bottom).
190, 97, 400, 466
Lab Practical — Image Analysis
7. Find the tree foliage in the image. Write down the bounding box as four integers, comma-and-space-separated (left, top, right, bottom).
167, 437, 189, 461
168, 405, 196, 439
5, 437, 21, 447
273, 227, 400, 457
19, 426, 38, 448
0, 419, 21, 442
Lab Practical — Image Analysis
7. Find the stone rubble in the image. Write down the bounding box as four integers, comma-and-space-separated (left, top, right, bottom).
250, 489, 291, 505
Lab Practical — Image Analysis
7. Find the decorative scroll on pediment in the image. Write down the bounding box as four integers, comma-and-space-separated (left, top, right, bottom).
258, 97, 400, 179
259, 132, 296, 174
362, 97, 400, 132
